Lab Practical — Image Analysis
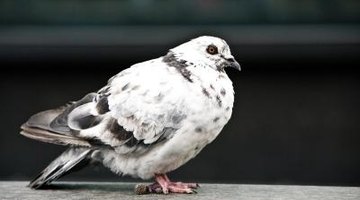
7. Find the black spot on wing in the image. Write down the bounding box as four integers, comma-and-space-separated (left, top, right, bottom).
163, 52, 193, 82
220, 88, 226, 96
107, 118, 133, 141
122, 83, 130, 91
171, 113, 187, 125
195, 127, 203, 133
107, 118, 151, 149
107, 119, 177, 149
216, 95, 222, 107
213, 117, 220, 122
202, 87, 210, 98
95, 85, 111, 114
96, 96, 110, 114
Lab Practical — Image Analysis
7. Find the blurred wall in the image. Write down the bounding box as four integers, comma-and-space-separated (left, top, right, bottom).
0, 0, 359, 186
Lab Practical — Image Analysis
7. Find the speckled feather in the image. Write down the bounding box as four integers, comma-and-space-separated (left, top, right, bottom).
20, 36, 239, 187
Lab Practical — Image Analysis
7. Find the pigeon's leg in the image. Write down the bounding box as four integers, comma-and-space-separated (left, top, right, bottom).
154, 173, 199, 194
135, 174, 200, 195
162, 174, 199, 189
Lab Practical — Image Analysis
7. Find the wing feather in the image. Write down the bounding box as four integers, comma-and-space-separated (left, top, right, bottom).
21, 58, 183, 152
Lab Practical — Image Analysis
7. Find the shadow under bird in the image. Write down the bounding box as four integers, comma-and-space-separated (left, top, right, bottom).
20, 36, 240, 194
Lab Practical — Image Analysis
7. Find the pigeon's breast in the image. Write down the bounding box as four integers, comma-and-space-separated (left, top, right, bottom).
139, 70, 235, 177
184, 70, 234, 142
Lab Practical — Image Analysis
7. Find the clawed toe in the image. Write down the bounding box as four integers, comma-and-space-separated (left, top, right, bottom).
168, 185, 195, 194
174, 182, 200, 189
135, 174, 200, 195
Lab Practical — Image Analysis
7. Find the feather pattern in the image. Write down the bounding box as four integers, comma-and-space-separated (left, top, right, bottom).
20, 36, 239, 187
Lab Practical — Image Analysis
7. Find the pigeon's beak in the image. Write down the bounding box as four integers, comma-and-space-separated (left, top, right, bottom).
225, 56, 241, 71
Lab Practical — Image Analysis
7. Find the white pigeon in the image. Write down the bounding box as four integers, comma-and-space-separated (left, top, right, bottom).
20, 36, 240, 194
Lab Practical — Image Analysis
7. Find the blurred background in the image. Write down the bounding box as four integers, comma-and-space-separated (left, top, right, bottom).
0, 0, 359, 186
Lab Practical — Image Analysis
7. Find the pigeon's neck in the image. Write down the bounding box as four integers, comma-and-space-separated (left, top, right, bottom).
162, 52, 190, 67
162, 51, 213, 71
162, 52, 194, 82
162, 51, 228, 83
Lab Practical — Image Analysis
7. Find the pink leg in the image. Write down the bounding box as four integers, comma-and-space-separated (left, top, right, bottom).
155, 174, 170, 194
155, 174, 199, 194
135, 174, 200, 194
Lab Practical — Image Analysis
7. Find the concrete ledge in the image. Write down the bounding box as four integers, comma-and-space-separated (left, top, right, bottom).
0, 181, 359, 200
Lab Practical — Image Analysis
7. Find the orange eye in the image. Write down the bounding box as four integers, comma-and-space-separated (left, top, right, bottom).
206, 45, 218, 55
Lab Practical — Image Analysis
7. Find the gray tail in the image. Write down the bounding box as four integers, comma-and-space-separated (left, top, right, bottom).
29, 147, 92, 189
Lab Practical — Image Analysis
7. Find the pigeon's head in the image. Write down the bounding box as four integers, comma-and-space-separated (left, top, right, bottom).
170, 36, 241, 71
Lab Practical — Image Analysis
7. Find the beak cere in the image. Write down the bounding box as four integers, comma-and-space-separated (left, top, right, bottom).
226, 57, 241, 71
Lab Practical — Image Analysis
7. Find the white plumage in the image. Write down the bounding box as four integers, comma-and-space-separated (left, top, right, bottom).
21, 36, 240, 194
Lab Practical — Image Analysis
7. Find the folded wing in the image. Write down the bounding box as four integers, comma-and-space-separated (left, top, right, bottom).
21, 60, 185, 154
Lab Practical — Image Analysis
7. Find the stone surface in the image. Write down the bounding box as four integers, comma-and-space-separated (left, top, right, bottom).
0, 181, 359, 200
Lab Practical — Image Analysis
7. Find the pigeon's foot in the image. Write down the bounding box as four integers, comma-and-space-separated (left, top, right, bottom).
154, 173, 199, 194
134, 174, 199, 195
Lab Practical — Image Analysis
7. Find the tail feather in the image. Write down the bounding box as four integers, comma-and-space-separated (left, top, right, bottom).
29, 148, 92, 189
25, 106, 66, 132
20, 94, 98, 147
20, 124, 91, 147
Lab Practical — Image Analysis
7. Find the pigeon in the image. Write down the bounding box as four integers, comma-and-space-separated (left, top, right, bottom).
20, 36, 240, 194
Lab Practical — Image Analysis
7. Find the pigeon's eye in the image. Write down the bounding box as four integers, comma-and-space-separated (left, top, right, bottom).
206, 45, 218, 55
